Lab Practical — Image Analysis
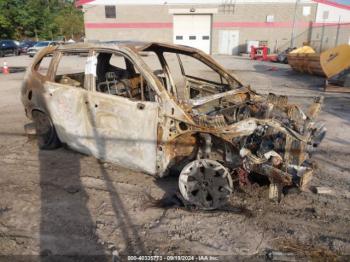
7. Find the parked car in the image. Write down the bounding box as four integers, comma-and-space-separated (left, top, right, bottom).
18, 40, 37, 55
21, 42, 326, 209
27, 41, 57, 57
276, 47, 296, 64
0, 40, 19, 57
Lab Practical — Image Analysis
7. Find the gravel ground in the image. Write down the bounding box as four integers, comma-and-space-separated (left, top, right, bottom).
0, 53, 349, 261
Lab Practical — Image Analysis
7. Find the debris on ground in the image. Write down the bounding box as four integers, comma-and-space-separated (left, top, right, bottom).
273, 238, 339, 261
266, 250, 297, 261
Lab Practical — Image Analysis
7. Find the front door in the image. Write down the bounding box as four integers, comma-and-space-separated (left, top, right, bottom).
85, 92, 159, 174
86, 51, 159, 174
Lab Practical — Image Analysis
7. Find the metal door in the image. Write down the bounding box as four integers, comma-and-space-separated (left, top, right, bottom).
218, 30, 240, 55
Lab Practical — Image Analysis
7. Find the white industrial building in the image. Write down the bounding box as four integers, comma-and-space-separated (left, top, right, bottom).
77, 0, 350, 53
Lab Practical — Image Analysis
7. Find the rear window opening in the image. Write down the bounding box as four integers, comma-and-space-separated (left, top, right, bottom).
54, 52, 89, 88
34, 54, 53, 77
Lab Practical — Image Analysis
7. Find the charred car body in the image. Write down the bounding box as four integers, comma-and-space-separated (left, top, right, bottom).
21, 42, 326, 209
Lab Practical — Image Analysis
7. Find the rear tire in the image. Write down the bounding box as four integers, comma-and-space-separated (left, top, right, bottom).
32, 110, 61, 150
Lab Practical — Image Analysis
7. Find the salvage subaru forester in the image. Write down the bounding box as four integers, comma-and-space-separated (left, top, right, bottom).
21, 42, 326, 209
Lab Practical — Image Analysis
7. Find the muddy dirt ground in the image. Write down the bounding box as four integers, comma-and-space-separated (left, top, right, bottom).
0, 54, 349, 261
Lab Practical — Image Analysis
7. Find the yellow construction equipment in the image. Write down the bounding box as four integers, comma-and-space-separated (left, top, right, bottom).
287, 45, 324, 76
290, 45, 316, 54
288, 44, 350, 92
320, 44, 350, 79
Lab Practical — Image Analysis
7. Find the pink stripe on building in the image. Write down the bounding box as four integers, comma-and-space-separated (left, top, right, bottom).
85, 22, 173, 29
212, 21, 310, 28
85, 21, 350, 29
214, 21, 350, 28
312, 22, 350, 28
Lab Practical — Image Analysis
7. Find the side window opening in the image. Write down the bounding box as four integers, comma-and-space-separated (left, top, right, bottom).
95, 52, 157, 102
162, 52, 232, 100
34, 54, 53, 77
178, 54, 228, 85
54, 52, 89, 88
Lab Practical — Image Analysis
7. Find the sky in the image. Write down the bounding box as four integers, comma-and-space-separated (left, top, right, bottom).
333, 0, 350, 5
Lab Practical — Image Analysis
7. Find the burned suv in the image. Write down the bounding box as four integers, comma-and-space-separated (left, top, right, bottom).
21, 42, 325, 209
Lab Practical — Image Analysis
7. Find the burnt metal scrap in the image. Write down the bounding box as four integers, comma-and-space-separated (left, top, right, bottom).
21, 41, 326, 210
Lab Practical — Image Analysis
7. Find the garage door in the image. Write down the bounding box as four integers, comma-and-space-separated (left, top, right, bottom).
173, 15, 211, 54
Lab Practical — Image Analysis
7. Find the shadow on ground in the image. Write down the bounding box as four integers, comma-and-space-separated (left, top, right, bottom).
39, 148, 109, 261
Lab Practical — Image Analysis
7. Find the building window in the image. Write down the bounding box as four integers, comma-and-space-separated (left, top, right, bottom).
322, 10, 329, 20
189, 36, 196, 40
176, 36, 183, 40
105, 6, 116, 19
303, 6, 311, 16
266, 15, 274, 23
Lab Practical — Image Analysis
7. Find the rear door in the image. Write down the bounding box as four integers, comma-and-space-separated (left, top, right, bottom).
39, 50, 95, 155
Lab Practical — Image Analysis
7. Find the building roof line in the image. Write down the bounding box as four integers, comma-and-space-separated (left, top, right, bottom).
77, 0, 349, 10
75, 0, 95, 7
312, 0, 350, 10
76, 1, 317, 7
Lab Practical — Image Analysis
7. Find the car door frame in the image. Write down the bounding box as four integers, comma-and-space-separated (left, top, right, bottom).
31, 48, 97, 156
83, 48, 161, 174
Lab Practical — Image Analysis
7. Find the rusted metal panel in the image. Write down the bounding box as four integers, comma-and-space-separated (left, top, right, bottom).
43, 82, 159, 174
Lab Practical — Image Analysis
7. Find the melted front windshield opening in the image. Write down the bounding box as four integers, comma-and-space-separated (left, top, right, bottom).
162, 52, 234, 101
178, 54, 228, 85
137, 46, 242, 111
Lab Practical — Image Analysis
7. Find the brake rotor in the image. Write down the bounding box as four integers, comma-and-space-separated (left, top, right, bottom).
178, 159, 233, 210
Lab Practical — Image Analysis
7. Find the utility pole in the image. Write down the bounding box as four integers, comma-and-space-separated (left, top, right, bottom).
320, 21, 325, 52
34, 29, 38, 41
320, 11, 328, 52
335, 16, 341, 47
290, 0, 299, 48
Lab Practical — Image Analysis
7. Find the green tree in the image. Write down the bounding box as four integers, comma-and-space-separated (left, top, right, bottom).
0, 0, 84, 40
53, 3, 84, 40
